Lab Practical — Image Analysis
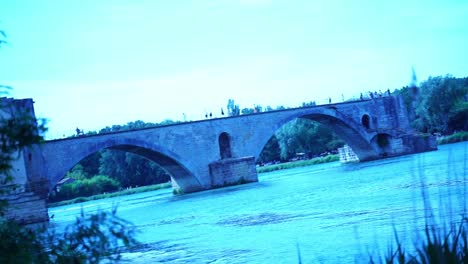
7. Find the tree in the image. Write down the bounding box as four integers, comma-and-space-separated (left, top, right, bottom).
302, 101, 316, 107
448, 101, 468, 132
241, 107, 254, 115
227, 99, 240, 116
99, 149, 127, 186
258, 135, 281, 164
98, 149, 170, 189
78, 152, 102, 177
414, 76, 468, 134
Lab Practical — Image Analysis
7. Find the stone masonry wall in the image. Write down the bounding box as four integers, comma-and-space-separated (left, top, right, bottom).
209, 156, 258, 188
2, 190, 49, 225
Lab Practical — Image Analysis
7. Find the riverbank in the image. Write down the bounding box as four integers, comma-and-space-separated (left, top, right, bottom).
437, 131, 468, 145
256, 154, 339, 174
48, 182, 172, 208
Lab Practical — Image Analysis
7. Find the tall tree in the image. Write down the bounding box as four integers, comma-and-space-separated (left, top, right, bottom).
415, 75, 468, 134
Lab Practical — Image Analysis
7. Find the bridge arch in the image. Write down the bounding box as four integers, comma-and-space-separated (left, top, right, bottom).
369, 133, 393, 157
46, 138, 202, 194
253, 107, 380, 162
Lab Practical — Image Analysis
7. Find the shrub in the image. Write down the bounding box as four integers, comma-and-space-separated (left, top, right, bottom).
51, 175, 121, 202
47, 208, 138, 264
438, 131, 468, 145
257, 155, 339, 173
0, 208, 138, 264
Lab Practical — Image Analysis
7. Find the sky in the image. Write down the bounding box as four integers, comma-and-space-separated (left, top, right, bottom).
1, 0, 467, 139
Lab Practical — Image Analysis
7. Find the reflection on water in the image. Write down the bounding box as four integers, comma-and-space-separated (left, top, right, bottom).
49, 142, 467, 263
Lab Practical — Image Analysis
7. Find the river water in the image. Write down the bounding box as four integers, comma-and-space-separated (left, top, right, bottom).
49, 142, 467, 263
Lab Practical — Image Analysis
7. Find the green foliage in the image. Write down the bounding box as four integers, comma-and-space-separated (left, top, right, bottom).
227, 99, 240, 116
394, 85, 415, 115
0, 209, 139, 264
437, 131, 468, 145
78, 152, 102, 177
0, 219, 49, 263
275, 118, 344, 161
98, 149, 170, 189
46, 208, 138, 264
95, 119, 178, 135
302, 101, 316, 107
257, 155, 339, 173
50, 175, 121, 202
241, 107, 254, 115
258, 135, 281, 164
67, 164, 88, 180
49, 182, 172, 207
414, 75, 468, 134
448, 101, 468, 132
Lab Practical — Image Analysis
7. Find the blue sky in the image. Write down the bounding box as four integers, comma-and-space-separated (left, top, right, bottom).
1, 0, 467, 139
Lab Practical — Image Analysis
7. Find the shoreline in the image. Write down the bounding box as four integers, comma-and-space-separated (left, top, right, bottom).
49, 156, 339, 208
48, 182, 172, 208
437, 131, 468, 145
256, 154, 339, 174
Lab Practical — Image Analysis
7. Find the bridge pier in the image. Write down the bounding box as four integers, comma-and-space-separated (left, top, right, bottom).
1, 179, 50, 225
368, 133, 437, 160
209, 156, 258, 189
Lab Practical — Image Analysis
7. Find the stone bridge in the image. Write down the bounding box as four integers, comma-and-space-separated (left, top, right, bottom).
35, 95, 436, 195
2, 95, 438, 224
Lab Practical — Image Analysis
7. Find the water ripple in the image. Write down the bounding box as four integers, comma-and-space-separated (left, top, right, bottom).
217, 212, 302, 227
